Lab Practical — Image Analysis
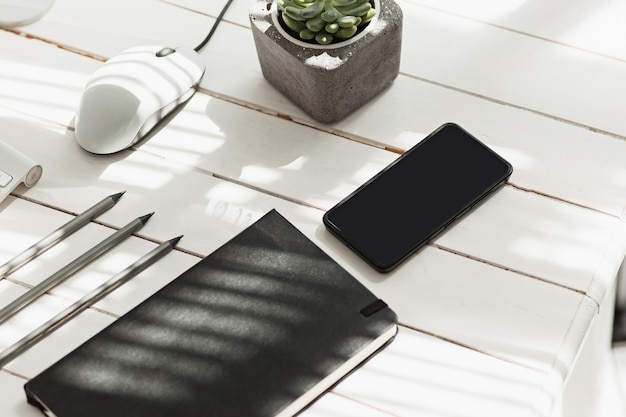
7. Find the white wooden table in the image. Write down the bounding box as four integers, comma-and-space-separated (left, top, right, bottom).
2, 1, 626, 416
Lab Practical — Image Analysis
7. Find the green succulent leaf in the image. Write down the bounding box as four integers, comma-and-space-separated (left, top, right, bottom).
362, 8, 376, 23
335, 0, 371, 17
333, 0, 358, 6
299, 28, 317, 40
284, 6, 306, 21
306, 15, 326, 32
321, 9, 339, 22
335, 25, 357, 39
315, 31, 334, 44
277, 0, 376, 44
283, 12, 307, 32
337, 15, 358, 27
300, 0, 325, 19
325, 22, 339, 33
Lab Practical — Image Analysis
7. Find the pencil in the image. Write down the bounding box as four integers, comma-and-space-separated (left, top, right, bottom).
0, 236, 182, 368
0, 191, 125, 278
0, 212, 153, 325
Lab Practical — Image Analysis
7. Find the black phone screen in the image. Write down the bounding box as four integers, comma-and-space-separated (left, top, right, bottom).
323, 123, 513, 272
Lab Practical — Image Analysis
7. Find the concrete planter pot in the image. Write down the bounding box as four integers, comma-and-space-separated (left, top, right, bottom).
249, 0, 403, 124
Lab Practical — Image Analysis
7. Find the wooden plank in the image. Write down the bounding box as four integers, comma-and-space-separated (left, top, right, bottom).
302, 391, 398, 417
396, 1, 626, 138
163, 0, 244, 25
137, 92, 400, 211
5, 15, 626, 219
18, 0, 216, 58
140, 94, 626, 300
434, 186, 626, 300
3, 200, 566, 416
0, 30, 95, 126
0, 372, 42, 417
331, 327, 551, 417
0, 313, 552, 417
401, 0, 626, 61
320, 240, 592, 373
0, 201, 202, 373
0, 281, 117, 377
0, 202, 200, 318
6, 93, 624, 302
198, 24, 626, 217
1, 202, 573, 414
2, 27, 625, 302
0, 110, 323, 256
1, 367, 396, 417
163, 0, 626, 138
0, 120, 594, 372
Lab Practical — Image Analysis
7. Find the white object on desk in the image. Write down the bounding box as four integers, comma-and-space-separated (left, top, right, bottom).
0, 140, 42, 203
74, 45, 205, 155
0, 0, 55, 27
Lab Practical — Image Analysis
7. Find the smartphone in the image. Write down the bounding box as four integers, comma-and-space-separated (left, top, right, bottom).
323, 123, 513, 272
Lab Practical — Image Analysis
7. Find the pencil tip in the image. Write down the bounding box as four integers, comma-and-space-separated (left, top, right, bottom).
168, 235, 184, 247
110, 191, 126, 203
139, 212, 155, 224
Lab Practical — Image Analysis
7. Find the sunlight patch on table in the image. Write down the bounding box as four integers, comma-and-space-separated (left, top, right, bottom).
511, 236, 602, 273
154, 99, 226, 157
0, 288, 69, 350
334, 327, 551, 417
100, 163, 174, 190
204, 184, 261, 227
561, 1, 626, 54
610, 166, 626, 196
281, 155, 308, 171
241, 165, 282, 185
0, 231, 44, 262
0, 59, 84, 118
406, 0, 527, 21
56, 252, 139, 301
492, 146, 535, 171
205, 182, 257, 205
306, 392, 394, 417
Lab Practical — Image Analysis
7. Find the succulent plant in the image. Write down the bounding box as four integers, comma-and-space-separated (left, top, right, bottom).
277, 0, 376, 45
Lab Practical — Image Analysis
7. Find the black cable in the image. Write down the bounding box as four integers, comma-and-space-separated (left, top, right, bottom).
194, 0, 235, 52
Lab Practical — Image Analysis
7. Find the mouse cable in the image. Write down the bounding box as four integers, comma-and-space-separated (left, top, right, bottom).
194, 0, 235, 52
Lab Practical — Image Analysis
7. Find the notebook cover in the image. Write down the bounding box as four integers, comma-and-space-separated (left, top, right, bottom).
24, 209, 397, 417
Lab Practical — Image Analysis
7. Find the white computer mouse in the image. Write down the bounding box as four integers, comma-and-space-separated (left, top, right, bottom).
75, 44, 205, 155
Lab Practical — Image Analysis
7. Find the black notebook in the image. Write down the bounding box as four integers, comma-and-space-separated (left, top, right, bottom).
24, 209, 397, 417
